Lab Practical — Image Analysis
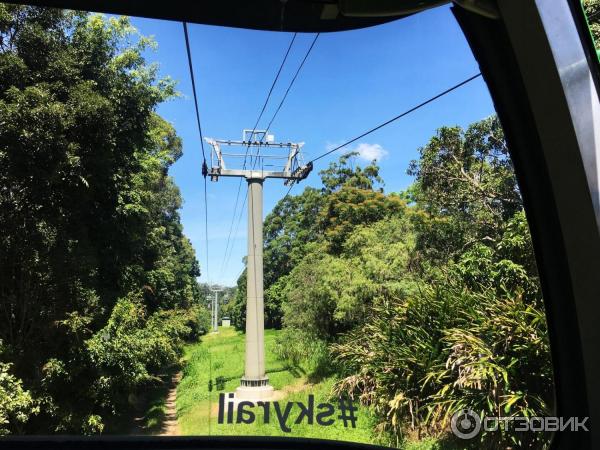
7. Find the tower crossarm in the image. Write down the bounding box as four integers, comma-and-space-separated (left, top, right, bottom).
283, 142, 304, 173
203, 135, 312, 182
205, 138, 226, 170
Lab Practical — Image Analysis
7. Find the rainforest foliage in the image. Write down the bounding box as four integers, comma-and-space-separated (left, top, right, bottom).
0, 4, 556, 446
225, 117, 552, 448
0, 6, 210, 434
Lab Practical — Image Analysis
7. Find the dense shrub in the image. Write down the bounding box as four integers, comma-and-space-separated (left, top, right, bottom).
273, 328, 333, 379
332, 277, 551, 448
265, 118, 552, 448
85, 293, 204, 419
0, 356, 38, 435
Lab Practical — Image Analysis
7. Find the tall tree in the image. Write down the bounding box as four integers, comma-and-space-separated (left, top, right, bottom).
0, 5, 204, 433
229, 153, 390, 330
407, 116, 522, 263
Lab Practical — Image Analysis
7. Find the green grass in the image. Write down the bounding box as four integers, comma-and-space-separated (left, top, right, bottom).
176, 327, 377, 443
176, 327, 452, 449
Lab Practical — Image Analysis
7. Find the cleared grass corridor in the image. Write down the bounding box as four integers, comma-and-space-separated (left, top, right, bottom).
175, 327, 376, 442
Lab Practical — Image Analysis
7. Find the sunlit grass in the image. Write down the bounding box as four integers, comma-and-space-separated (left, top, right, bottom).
176, 327, 377, 443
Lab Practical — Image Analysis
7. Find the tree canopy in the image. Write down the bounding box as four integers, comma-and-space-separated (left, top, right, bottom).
252, 117, 552, 448
0, 5, 208, 434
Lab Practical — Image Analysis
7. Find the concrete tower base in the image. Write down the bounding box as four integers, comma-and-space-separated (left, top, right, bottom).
235, 384, 274, 401
235, 376, 274, 401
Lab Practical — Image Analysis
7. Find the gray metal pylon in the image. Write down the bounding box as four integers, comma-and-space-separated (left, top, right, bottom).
204, 131, 312, 400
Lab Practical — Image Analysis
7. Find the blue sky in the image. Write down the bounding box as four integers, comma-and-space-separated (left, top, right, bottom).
126, 4, 496, 287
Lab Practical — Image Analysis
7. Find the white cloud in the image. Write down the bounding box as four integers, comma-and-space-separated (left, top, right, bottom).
324, 141, 389, 162
352, 143, 389, 162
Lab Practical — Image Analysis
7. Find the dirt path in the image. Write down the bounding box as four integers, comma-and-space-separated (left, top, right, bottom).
159, 372, 182, 436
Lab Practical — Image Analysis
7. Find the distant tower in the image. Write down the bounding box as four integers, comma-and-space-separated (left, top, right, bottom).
211, 286, 223, 333
205, 130, 311, 400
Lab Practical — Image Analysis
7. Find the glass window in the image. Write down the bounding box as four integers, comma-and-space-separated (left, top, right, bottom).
0, 2, 557, 448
